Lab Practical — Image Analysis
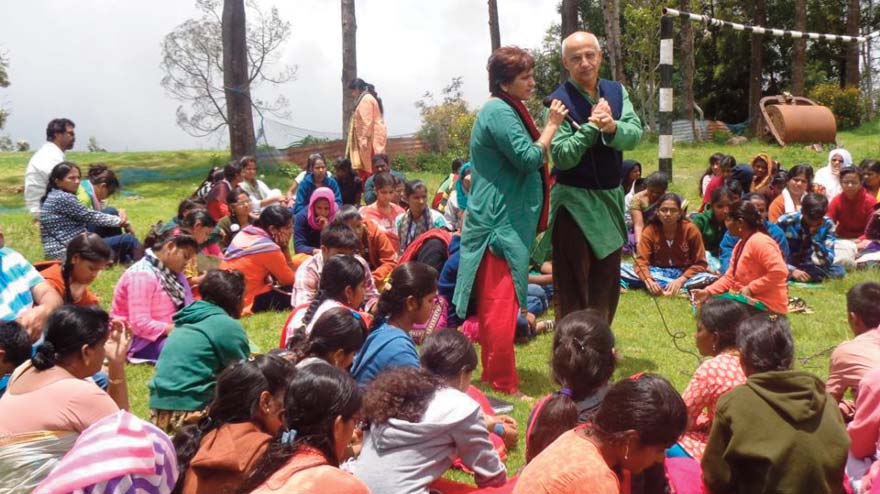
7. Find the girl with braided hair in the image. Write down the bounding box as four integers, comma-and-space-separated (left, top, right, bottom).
37, 232, 111, 306
285, 307, 366, 370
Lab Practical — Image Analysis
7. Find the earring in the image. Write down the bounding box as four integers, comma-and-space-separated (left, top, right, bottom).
624, 444, 629, 461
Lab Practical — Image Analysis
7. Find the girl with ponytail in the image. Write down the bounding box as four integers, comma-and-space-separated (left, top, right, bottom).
285, 307, 366, 370
239, 363, 368, 494
0, 306, 132, 435
350, 262, 438, 385
173, 355, 294, 494
37, 232, 111, 306
281, 255, 367, 346
525, 309, 617, 463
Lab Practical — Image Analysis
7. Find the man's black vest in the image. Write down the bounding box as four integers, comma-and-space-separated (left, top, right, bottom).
549, 79, 624, 190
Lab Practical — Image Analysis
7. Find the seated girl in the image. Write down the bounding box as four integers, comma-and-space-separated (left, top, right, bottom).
396, 179, 449, 254
351, 262, 437, 386
293, 153, 343, 215
777, 192, 845, 282
525, 309, 616, 463
691, 186, 735, 271
294, 186, 338, 261
172, 355, 294, 494
240, 363, 369, 494
283, 255, 367, 343
620, 193, 716, 296
39, 162, 142, 263
174, 209, 219, 294
515, 374, 688, 494
0, 321, 30, 397
353, 367, 507, 494
693, 200, 789, 314
432, 158, 463, 212
699, 153, 725, 200
672, 298, 755, 461
77, 164, 127, 240
443, 163, 472, 231
768, 163, 814, 222
148, 270, 251, 434
220, 205, 296, 315
701, 154, 736, 210
111, 229, 197, 362
702, 314, 849, 494
334, 157, 363, 206
630, 171, 670, 245
862, 158, 880, 200
37, 232, 110, 306
285, 307, 366, 370
359, 172, 405, 252
622, 159, 642, 197
749, 152, 774, 194
718, 193, 789, 273
0, 306, 131, 435
216, 187, 253, 251
240, 156, 287, 214
334, 205, 398, 291
829, 166, 877, 240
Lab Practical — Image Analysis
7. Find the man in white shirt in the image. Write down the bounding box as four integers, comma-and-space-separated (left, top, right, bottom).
23, 118, 76, 218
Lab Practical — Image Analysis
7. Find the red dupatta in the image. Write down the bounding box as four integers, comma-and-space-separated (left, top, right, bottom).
495, 91, 551, 233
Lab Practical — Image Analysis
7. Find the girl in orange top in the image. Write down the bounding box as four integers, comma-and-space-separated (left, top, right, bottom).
514, 374, 688, 494
768, 164, 815, 222
693, 200, 789, 314
240, 363, 369, 494
220, 205, 296, 315
359, 172, 404, 252
38, 232, 111, 306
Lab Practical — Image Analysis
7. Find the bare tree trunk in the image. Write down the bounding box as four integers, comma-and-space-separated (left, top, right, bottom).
792, 0, 806, 95
341, 0, 357, 138
679, 0, 696, 139
222, 0, 256, 158
845, 0, 860, 87
602, 0, 626, 84
748, 0, 766, 136
488, 0, 500, 53
560, 0, 578, 83
864, 0, 876, 117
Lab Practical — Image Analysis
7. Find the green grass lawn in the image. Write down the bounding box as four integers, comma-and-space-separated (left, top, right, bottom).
0, 125, 877, 477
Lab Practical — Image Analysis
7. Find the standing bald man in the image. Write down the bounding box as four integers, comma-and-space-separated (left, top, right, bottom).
546, 32, 642, 324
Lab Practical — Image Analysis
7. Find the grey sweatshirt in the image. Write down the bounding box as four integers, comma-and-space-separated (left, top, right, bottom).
351, 387, 507, 494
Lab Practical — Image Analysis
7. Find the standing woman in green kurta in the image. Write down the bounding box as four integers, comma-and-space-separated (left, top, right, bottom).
452, 46, 568, 395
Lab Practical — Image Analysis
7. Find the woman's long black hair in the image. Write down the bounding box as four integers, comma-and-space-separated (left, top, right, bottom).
348, 78, 384, 115
40, 161, 80, 204
61, 232, 112, 303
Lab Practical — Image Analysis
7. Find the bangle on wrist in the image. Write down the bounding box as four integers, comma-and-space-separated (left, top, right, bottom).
108, 377, 125, 385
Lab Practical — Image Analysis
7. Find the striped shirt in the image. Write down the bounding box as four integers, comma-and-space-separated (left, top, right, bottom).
0, 247, 43, 322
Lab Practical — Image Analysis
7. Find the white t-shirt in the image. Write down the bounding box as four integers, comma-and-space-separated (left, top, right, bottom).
24, 142, 65, 216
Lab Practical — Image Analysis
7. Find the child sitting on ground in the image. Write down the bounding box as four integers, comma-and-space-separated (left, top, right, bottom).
777, 192, 845, 282
0, 321, 30, 397
294, 186, 339, 258
285, 307, 366, 370
36, 232, 110, 306
630, 171, 670, 246
691, 186, 735, 271
359, 172, 405, 252
396, 180, 449, 255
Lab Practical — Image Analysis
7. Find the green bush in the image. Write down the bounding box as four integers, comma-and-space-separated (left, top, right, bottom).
394, 151, 462, 175
808, 83, 864, 130
416, 77, 477, 159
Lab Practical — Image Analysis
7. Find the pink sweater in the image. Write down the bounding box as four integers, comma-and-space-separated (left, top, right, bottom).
110, 263, 180, 342
849, 366, 880, 459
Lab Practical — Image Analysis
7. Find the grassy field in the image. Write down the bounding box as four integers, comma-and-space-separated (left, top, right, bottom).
0, 124, 877, 477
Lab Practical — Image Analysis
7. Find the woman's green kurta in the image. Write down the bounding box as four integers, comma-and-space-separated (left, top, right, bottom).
453, 98, 544, 318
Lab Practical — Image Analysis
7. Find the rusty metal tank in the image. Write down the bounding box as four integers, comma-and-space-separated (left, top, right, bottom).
760, 94, 837, 147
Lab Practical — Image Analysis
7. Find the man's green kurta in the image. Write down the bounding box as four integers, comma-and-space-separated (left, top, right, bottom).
545, 80, 643, 259
453, 98, 544, 317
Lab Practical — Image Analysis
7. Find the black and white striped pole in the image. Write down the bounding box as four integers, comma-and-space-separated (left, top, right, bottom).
659, 14, 674, 178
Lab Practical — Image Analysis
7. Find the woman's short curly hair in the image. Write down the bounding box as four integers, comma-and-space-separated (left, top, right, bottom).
362, 367, 441, 425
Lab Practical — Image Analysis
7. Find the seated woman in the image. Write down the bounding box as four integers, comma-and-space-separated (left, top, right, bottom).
31, 411, 178, 494
816, 148, 853, 201
353, 367, 507, 494
363, 153, 407, 205
77, 164, 126, 238
293, 153, 343, 215
359, 172, 406, 252
0, 305, 130, 435
768, 164, 814, 222
239, 156, 286, 214
334, 157, 364, 206
334, 206, 398, 291
515, 374, 687, 494
220, 205, 296, 315
525, 309, 616, 463
829, 166, 878, 240
718, 193, 789, 274
701, 154, 736, 211
699, 153, 726, 200
396, 179, 449, 255
111, 229, 198, 362
622, 159, 642, 197
862, 158, 880, 200
36, 232, 110, 306
672, 298, 755, 461
172, 355, 294, 494
39, 162, 142, 263
351, 262, 437, 386
240, 363, 369, 494
691, 185, 735, 271
693, 200, 789, 314
749, 152, 774, 195
283, 255, 367, 343
206, 161, 243, 221
777, 192, 845, 282
432, 158, 464, 213
172, 209, 219, 295
216, 187, 253, 251
443, 163, 472, 231
630, 171, 670, 245
702, 314, 849, 494
294, 186, 338, 260
620, 193, 716, 296
148, 270, 251, 434
285, 307, 366, 370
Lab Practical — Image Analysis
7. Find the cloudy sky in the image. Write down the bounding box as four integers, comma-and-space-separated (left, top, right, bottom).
0, 0, 560, 151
